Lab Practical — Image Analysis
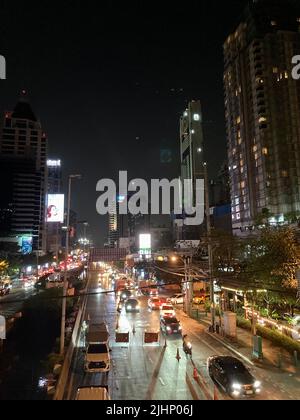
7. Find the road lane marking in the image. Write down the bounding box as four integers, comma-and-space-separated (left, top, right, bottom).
159, 377, 166, 386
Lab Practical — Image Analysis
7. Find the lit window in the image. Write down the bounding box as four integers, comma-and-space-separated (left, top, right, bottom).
236, 116, 241, 124
253, 145, 258, 152
262, 148, 268, 155
240, 181, 246, 189
271, 20, 277, 26
193, 114, 200, 122
273, 67, 278, 74
259, 117, 267, 123
281, 171, 288, 178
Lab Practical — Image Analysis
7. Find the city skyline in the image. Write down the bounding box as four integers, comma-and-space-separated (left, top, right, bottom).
0, 0, 249, 245
1, 0, 300, 403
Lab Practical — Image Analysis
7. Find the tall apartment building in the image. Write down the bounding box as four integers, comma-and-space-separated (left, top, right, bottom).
0, 92, 48, 252
174, 100, 205, 240
224, 0, 300, 234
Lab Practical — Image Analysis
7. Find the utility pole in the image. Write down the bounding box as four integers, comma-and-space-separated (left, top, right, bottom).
204, 163, 216, 332
60, 174, 81, 356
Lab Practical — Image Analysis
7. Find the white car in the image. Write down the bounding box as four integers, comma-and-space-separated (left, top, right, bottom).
160, 304, 176, 318
171, 294, 185, 305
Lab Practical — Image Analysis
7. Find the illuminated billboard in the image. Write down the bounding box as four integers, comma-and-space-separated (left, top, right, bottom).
139, 234, 151, 251
18, 236, 33, 255
47, 194, 65, 223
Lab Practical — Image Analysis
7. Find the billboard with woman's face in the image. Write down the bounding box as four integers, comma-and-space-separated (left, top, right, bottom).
47, 194, 65, 223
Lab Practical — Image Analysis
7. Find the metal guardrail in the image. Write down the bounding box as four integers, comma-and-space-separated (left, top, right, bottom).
53, 302, 85, 401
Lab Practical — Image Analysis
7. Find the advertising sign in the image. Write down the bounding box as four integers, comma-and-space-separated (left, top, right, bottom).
47, 194, 65, 223
139, 234, 151, 250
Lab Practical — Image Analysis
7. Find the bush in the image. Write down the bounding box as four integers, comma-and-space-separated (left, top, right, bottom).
237, 316, 300, 356
256, 325, 300, 357
237, 317, 251, 330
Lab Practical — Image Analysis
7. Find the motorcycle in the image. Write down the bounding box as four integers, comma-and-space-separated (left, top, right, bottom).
183, 336, 193, 356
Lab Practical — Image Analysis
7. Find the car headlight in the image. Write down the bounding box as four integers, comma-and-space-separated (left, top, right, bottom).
232, 383, 242, 391
166, 327, 171, 331
254, 381, 261, 389
179, 326, 182, 330
127, 306, 132, 310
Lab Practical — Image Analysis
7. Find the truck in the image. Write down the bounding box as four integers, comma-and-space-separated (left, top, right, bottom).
84, 323, 111, 374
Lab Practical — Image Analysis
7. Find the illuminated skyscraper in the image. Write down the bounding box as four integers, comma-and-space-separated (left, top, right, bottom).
0, 92, 48, 252
224, 0, 300, 234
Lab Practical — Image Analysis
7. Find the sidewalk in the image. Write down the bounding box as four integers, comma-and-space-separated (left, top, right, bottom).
194, 311, 298, 371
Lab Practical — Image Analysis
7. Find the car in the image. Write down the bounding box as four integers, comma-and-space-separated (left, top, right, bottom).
193, 295, 205, 305
149, 288, 159, 297
159, 297, 171, 305
160, 304, 176, 318
76, 386, 110, 401
160, 317, 182, 336
148, 297, 161, 310
171, 294, 185, 305
125, 299, 140, 313
120, 289, 132, 302
208, 356, 262, 398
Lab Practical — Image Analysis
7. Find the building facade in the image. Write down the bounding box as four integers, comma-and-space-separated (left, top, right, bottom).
174, 100, 205, 240
224, 0, 300, 234
0, 92, 48, 252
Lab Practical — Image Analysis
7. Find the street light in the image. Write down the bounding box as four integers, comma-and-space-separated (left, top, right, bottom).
171, 254, 192, 315
204, 162, 216, 332
60, 174, 82, 356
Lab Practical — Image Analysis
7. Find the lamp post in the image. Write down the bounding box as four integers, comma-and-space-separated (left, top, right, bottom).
171, 255, 192, 316
204, 163, 216, 332
60, 174, 81, 356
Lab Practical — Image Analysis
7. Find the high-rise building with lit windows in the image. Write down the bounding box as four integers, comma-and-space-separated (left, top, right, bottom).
224, 0, 300, 234
174, 100, 204, 240
0, 91, 48, 252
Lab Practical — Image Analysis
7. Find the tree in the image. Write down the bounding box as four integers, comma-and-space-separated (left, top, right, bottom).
0, 260, 9, 277
243, 227, 300, 292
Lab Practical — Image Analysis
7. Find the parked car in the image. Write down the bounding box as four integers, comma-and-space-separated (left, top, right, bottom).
208, 356, 262, 398
125, 299, 140, 313
160, 317, 182, 336
171, 294, 185, 305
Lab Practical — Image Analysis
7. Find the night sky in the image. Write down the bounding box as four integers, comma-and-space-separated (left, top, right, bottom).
0, 0, 248, 245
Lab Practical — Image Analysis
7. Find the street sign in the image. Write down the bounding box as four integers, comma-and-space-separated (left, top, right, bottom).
0, 316, 6, 340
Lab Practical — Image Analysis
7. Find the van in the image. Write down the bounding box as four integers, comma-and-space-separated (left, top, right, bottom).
76, 387, 110, 401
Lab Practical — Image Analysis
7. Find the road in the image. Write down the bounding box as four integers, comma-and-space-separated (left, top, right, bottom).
0, 283, 36, 319
66, 269, 300, 401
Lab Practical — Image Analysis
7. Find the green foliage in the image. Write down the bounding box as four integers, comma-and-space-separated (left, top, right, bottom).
237, 316, 300, 356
